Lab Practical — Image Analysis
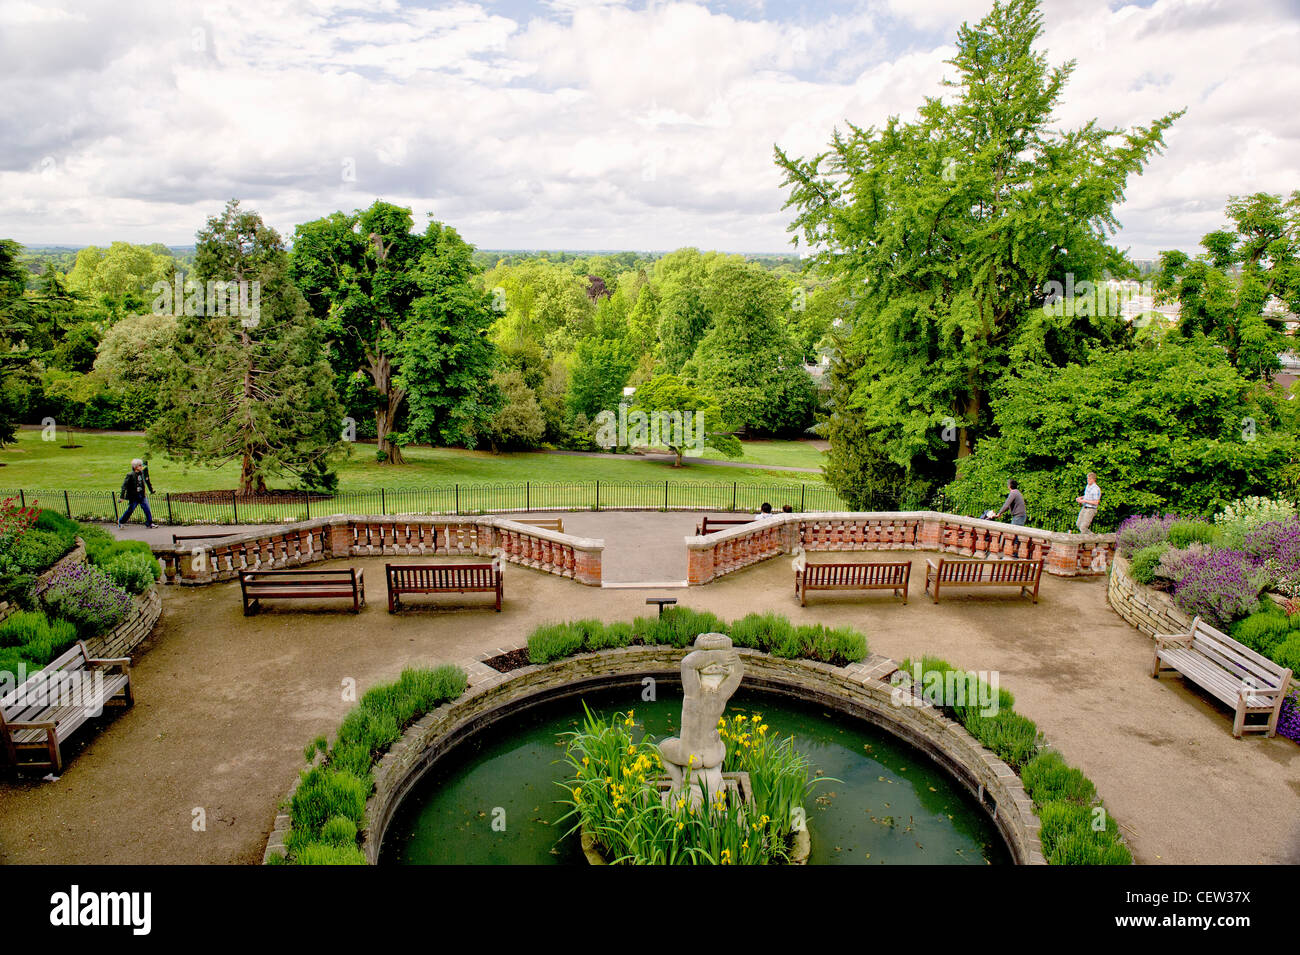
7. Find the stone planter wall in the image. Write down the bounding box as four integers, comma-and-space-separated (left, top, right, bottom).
84, 585, 163, 660
353, 647, 1046, 866
1106, 555, 1191, 637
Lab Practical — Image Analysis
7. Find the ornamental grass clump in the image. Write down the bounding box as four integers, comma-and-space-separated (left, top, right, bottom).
279, 665, 467, 865
1166, 519, 1216, 549
558, 706, 818, 865
39, 562, 131, 638
1172, 549, 1266, 627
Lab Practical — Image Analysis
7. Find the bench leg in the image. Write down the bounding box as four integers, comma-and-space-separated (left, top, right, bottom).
1232, 702, 1245, 739
496, 583, 502, 612
1150, 648, 1162, 679
47, 728, 62, 775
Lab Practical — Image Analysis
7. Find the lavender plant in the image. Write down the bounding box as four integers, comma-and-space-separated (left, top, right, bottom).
39, 562, 132, 637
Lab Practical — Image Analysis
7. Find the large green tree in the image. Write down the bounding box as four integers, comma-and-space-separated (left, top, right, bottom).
151, 201, 341, 493
1154, 190, 1299, 381
625, 374, 742, 467
776, 0, 1180, 507
291, 202, 498, 463
944, 337, 1297, 530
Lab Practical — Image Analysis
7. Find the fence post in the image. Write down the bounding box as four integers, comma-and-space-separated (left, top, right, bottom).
732, 482, 737, 512
595, 480, 600, 512
801, 485, 806, 512
526, 482, 529, 512
304, 491, 310, 520
381, 487, 386, 516
231, 490, 238, 524
110, 492, 119, 524
166, 492, 174, 525
665, 479, 669, 511
64, 490, 72, 519
455, 484, 459, 514
18, 489, 24, 508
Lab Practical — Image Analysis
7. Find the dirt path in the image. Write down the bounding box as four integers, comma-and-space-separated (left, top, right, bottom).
1, 549, 1295, 864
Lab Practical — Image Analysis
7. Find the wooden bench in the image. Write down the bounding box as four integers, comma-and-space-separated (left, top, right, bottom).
923, 557, 1043, 604
796, 560, 912, 605
695, 516, 755, 536
239, 568, 365, 615
1152, 616, 1294, 737
386, 561, 503, 613
1, 641, 133, 774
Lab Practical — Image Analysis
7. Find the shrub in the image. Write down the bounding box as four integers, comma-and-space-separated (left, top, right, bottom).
291, 841, 368, 865
1021, 751, 1097, 807
528, 622, 586, 664
319, 815, 358, 848
1035, 800, 1131, 865
1153, 543, 1206, 584
796, 623, 868, 666
1115, 515, 1177, 559
1229, 607, 1297, 657
648, 607, 726, 648
0, 610, 79, 665
1172, 549, 1266, 627
586, 620, 634, 651
1129, 543, 1169, 585
290, 767, 368, 835
1215, 496, 1298, 549
39, 562, 132, 637
962, 709, 1040, 770
7, 528, 75, 574
1278, 691, 1300, 744
34, 509, 79, 536
1271, 635, 1300, 675
1243, 521, 1300, 598
84, 535, 154, 567
101, 551, 161, 595
1166, 520, 1216, 549
0, 647, 36, 684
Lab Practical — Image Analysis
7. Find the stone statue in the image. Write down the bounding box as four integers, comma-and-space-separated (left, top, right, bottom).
658, 633, 744, 809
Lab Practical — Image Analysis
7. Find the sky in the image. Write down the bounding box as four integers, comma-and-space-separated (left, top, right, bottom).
1, 0, 1297, 258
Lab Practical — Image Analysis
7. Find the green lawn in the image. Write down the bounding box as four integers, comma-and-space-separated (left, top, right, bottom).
0, 429, 831, 496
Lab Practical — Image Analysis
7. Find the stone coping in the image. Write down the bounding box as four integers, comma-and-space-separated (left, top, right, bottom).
307, 646, 1048, 866
685, 511, 1114, 549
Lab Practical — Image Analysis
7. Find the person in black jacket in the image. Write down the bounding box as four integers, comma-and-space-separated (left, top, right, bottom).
118, 458, 155, 529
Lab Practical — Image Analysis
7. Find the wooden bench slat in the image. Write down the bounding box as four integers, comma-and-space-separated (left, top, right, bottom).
386, 563, 503, 613
239, 568, 365, 615
923, 558, 1043, 604
795, 561, 911, 606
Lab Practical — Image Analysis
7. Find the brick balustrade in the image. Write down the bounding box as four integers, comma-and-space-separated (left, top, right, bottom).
687, 511, 1115, 585
154, 515, 603, 587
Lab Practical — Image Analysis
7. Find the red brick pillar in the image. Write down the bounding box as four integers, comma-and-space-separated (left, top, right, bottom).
687, 542, 714, 586
918, 515, 942, 550
573, 546, 602, 586
326, 519, 353, 559
1045, 536, 1079, 577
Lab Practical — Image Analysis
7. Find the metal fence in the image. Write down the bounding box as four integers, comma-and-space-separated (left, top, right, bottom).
1, 481, 848, 526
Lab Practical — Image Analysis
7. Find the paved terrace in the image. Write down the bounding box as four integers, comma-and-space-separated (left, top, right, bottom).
0, 516, 1296, 864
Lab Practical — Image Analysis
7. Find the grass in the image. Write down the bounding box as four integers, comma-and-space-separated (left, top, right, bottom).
0, 429, 831, 493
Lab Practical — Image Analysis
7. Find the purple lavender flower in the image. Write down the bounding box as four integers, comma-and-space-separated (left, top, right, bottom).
1172, 548, 1265, 628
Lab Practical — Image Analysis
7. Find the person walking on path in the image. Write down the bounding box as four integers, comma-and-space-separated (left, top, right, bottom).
992, 479, 1029, 526
118, 458, 155, 529
1075, 472, 1101, 533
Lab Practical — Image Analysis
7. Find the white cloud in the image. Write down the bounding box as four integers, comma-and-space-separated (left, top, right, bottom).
0, 0, 1295, 258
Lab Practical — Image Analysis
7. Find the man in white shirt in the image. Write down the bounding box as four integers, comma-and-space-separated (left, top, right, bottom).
755, 502, 774, 520
1075, 473, 1101, 533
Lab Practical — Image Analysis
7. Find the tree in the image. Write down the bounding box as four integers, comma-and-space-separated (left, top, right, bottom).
486, 369, 545, 450
567, 336, 636, 421
1154, 191, 1300, 381
943, 338, 1297, 530
776, 0, 1181, 507
692, 261, 817, 435
291, 202, 497, 464
626, 374, 742, 466
393, 221, 500, 450
66, 241, 177, 318
150, 201, 341, 493
0, 239, 33, 448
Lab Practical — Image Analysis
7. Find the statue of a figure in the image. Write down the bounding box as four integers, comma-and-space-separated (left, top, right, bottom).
658, 633, 744, 809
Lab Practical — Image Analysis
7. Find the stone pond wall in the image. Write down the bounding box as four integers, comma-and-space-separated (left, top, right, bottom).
280, 647, 1047, 866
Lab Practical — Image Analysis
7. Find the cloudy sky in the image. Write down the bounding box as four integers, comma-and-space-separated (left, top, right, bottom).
1, 0, 1296, 257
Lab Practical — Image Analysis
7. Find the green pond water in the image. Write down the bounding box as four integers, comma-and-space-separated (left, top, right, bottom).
383, 687, 1011, 865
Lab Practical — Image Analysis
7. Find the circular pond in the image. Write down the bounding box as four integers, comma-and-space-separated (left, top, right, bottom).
382, 685, 1011, 865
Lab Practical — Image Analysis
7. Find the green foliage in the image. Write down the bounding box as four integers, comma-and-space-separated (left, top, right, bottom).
1230, 606, 1299, 657
780, 0, 1180, 510
101, 551, 162, 594
1214, 496, 1298, 549
945, 340, 1295, 531
486, 369, 545, 451
279, 665, 467, 865
1020, 751, 1097, 807
1130, 543, 1170, 585
1154, 191, 1300, 381
626, 375, 743, 464
528, 622, 588, 664
1166, 520, 1217, 548
567, 336, 635, 421
151, 200, 342, 493
5, 527, 75, 574
1035, 801, 1132, 865
0, 610, 78, 667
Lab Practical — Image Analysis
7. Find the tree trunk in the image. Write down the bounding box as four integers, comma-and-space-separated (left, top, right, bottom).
369, 353, 407, 465
957, 391, 981, 458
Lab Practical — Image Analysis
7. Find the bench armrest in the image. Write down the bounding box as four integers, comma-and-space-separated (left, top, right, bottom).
88, 656, 131, 667
4, 719, 58, 732
1153, 631, 1191, 649
924, 559, 939, 571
